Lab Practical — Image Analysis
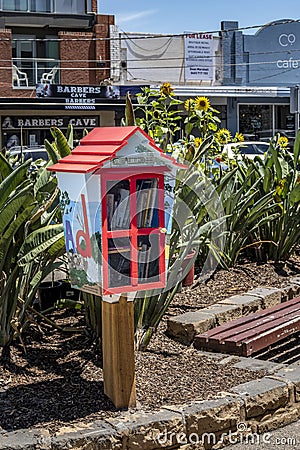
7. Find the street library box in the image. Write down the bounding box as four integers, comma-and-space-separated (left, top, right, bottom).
48, 126, 185, 301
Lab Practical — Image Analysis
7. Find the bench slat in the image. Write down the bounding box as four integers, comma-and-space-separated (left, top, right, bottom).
194, 297, 300, 356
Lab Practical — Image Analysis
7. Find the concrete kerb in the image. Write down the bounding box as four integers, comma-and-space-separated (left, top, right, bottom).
2, 361, 300, 449
1, 284, 300, 449
166, 283, 300, 346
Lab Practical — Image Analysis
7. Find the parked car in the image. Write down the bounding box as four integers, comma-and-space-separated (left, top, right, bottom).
222, 141, 270, 160
9, 146, 49, 163
257, 129, 295, 146
9, 146, 49, 167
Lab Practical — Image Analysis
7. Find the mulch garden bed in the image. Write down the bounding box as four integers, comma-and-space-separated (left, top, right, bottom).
1, 255, 300, 434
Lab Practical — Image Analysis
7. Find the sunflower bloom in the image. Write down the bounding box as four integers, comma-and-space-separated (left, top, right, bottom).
184, 98, 194, 111
278, 136, 289, 148
194, 96, 210, 111
194, 137, 203, 147
216, 128, 232, 144
234, 132, 244, 142
160, 82, 173, 96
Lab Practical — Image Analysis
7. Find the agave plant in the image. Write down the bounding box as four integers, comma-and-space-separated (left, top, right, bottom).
245, 132, 300, 261
216, 131, 300, 265
0, 150, 65, 357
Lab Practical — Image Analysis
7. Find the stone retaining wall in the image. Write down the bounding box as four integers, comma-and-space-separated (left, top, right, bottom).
1, 362, 300, 449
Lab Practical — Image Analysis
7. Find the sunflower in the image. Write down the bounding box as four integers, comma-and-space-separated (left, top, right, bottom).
194, 96, 210, 112
278, 136, 289, 148
234, 132, 244, 142
216, 128, 232, 144
194, 137, 203, 147
184, 98, 194, 111
160, 82, 174, 96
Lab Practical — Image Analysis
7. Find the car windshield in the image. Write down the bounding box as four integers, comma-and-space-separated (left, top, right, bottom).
10, 149, 49, 162
237, 143, 268, 155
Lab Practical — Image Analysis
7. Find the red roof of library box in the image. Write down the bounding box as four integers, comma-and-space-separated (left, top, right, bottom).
47, 126, 186, 174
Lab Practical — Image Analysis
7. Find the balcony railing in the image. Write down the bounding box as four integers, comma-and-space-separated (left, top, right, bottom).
12, 58, 60, 88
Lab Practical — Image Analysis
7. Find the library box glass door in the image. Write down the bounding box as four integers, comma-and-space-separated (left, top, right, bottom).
102, 172, 166, 294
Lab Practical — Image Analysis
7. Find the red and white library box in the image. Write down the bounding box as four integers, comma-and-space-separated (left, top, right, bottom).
48, 126, 186, 300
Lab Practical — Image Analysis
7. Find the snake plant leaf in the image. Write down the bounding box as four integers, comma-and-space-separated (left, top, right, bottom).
34, 165, 52, 195
66, 123, 74, 149
0, 151, 13, 180
18, 224, 64, 265
0, 160, 31, 210
0, 185, 33, 235
293, 129, 300, 168
29, 261, 63, 288
44, 139, 60, 164
0, 206, 34, 273
48, 234, 66, 258
290, 183, 300, 204
50, 126, 71, 158
125, 91, 136, 126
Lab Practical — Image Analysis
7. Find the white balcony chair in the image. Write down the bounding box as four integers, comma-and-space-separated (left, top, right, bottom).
40, 65, 58, 84
12, 64, 29, 87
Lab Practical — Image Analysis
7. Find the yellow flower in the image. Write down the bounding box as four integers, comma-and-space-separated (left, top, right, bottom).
216, 128, 232, 144
278, 136, 289, 148
194, 137, 203, 147
194, 96, 210, 112
184, 98, 194, 111
234, 132, 244, 142
160, 82, 173, 96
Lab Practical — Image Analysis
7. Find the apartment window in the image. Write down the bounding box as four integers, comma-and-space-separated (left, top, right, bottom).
2, 0, 52, 11
1, 0, 89, 13
3, 0, 27, 11
54, 0, 85, 14
29, 0, 52, 12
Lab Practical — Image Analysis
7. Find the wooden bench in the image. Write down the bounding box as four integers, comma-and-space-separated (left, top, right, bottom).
194, 297, 300, 357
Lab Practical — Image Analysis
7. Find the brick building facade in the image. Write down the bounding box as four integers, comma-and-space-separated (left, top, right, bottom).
0, 1, 122, 148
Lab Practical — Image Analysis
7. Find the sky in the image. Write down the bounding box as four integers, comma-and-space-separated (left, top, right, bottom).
98, 0, 299, 35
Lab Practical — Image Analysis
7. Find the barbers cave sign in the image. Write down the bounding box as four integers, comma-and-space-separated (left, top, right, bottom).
17, 118, 97, 128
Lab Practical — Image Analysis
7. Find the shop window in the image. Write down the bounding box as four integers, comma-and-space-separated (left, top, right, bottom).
239, 105, 272, 140
274, 104, 295, 139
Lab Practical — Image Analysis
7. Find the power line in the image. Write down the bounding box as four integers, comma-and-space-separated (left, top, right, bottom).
1, 57, 300, 72
3, 18, 299, 42
4, 44, 300, 67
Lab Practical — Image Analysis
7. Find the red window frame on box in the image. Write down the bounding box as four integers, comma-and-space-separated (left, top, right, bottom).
101, 168, 167, 295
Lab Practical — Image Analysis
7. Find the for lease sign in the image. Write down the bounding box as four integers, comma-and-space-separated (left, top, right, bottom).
184, 32, 214, 81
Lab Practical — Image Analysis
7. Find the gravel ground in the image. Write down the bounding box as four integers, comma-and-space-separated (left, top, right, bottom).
1, 256, 300, 433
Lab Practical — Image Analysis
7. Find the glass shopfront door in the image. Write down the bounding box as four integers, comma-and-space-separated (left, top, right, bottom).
239, 104, 296, 143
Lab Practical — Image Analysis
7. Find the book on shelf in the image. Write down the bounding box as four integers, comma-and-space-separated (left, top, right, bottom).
136, 190, 148, 227
138, 242, 149, 279
144, 179, 158, 227
114, 188, 130, 229
136, 178, 158, 228
106, 193, 114, 230
106, 187, 130, 230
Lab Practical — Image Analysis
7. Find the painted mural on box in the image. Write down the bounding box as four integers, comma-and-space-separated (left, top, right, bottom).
61, 191, 102, 293
57, 172, 102, 295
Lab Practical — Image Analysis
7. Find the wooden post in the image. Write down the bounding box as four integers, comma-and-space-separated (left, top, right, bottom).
102, 295, 136, 409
